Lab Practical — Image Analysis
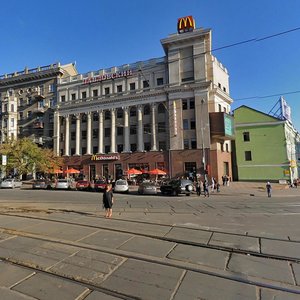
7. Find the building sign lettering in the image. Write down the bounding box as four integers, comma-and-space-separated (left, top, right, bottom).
91, 154, 120, 161
83, 70, 132, 85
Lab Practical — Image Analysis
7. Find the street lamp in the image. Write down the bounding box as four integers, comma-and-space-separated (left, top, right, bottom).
200, 99, 207, 181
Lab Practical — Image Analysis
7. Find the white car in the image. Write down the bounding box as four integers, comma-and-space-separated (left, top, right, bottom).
0, 178, 22, 189
55, 179, 76, 190
113, 179, 129, 193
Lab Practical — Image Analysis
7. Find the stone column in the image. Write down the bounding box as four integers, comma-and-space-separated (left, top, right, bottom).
64, 115, 70, 156
110, 109, 116, 153
98, 110, 104, 153
123, 107, 130, 152
137, 105, 144, 151
75, 114, 81, 155
86, 112, 92, 154
54, 111, 60, 156
151, 103, 158, 151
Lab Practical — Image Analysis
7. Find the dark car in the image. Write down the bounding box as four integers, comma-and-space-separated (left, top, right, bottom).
160, 179, 194, 196
92, 180, 107, 192
32, 179, 52, 190
76, 180, 91, 191
138, 181, 157, 195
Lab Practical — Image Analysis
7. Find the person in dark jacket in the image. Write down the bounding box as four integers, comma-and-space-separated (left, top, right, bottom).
103, 184, 114, 218
266, 182, 272, 198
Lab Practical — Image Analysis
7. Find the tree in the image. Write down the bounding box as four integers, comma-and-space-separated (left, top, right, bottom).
0, 138, 62, 176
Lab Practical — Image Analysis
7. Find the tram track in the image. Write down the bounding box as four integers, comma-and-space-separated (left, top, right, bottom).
0, 210, 299, 296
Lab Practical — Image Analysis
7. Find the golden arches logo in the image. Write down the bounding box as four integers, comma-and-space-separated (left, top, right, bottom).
177, 16, 195, 33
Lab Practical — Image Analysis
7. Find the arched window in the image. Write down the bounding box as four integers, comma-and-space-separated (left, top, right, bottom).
143, 104, 150, 115
10, 104, 14, 112
158, 103, 166, 114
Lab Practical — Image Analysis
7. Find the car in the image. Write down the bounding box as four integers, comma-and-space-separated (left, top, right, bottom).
0, 178, 22, 189
92, 179, 107, 192
55, 178, 76, 190
160, 179, 194, 196
113, 179, 129, 193
76, 180, 91, 191
138, 181, 157, 195
32, 179, 52, 189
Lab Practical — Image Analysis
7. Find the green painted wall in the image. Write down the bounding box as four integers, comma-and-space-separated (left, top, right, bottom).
234, 106, 289, 181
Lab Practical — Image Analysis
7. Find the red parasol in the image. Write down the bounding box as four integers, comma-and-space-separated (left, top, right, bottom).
51, 169, 63, 174
127, 168, 142, 175
64, 168, 80, 174
148, 169, 167, 175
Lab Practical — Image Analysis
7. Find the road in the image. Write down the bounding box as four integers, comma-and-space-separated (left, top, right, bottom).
0, 183, 299, 299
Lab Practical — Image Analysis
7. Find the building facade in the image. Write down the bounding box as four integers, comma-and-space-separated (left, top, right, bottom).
0, 63, 77, 148
55, 18, 234, 181
233, 105, 300, 182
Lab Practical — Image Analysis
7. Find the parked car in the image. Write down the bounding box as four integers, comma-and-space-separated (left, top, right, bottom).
55, 178, 76, 190
113, 179, 129, 193
160, 179, 194, 196
0, 178, 22, 189
32, 179, 52, 190
138, 181, 157, 195
92, 179, 107, 192
76, 180, 91, 191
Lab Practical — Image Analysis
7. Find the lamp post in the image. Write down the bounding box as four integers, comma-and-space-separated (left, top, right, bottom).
200, 99, 207, 181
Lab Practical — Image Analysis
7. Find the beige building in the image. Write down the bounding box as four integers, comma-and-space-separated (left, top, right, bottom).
0, 63, 77, 148
55, 19, 234, 181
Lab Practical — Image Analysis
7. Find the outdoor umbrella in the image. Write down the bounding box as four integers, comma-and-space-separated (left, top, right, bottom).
148, 168, 167, 175
64, 168, 80, 174
127, 168, 142, 175
51, 169, 63, 174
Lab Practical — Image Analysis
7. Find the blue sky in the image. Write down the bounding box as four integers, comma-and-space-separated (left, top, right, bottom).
1, 0, 300, 130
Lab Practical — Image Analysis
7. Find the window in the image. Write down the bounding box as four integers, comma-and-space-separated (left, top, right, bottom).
191, 139, 197, 149
182, 99, 188, 110
243, 132, 250, 142
117, 127, 123, 136
92, 89, 98, 97
81, 91, 87, 99
245, 151, 252, 161
105, 128, 111, 137
82, 114, 87, 123
184, 139, 189, 149
185, 162, 197, 173
93, 129, 99, 139
71, 132, 76, 140
19, 112, 23, 120
225, 143, 229, 152
130, 107, 136, 117
105, 111, 111, 120
144, 142, 151, 151
189, 98, 195, 109
71, 93, 76, 100
82, 147, 86, 154
104, 87, 110, 95
218, 104, 222, 112
105, 145, 110, 153
82, 130, 87, 140
218, 83, 221, 88
27, 111, 32, 118
61, 95, 65, 102
143, 105, 150, 115
117, 85, 122, 93
157, 78, 163, 86
10, 104, 14, 112
117, 108, 123, 119
223, 107, 227, 113
143, 80, 149, 88
93, 146, 98, 154
130, 82, 136, 90
158, 103, 166, 114
28, 97, 32, 105
183, 119, 189, 130
10, 118, 14, 127
159, 141, 166, 151
49, 84, 54, 93
130, 125, 137, 135
223, 87, 227, 92
158, 122, 166, 133
93, 112, 99, 121
130, 144, 137, 152
144, 124, 151, 134
117, 144, 123, 153
190, 120, 196, 130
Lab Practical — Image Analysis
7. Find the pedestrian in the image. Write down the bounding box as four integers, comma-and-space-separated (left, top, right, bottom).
211, 177, 215, 192
266, 181, 272, 198
102, 184, 114, 218
216, 182, 220, 192
196, 180, 201, 196
203, 180, 209, 197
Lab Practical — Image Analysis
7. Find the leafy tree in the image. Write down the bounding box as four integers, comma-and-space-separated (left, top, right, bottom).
0, 138, 62, 176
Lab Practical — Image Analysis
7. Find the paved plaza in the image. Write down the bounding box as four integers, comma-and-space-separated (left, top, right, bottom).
0, 182, 299, 299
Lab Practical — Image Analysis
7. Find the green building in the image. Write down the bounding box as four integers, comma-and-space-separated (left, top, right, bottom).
233, 105, 300, 182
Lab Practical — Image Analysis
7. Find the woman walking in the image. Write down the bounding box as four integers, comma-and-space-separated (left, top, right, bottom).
103, 184, 114, 218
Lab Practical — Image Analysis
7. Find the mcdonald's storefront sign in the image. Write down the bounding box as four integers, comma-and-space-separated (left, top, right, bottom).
177, 16, 196, 34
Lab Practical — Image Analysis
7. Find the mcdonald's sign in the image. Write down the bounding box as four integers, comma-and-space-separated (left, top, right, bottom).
177, 16, 195, 34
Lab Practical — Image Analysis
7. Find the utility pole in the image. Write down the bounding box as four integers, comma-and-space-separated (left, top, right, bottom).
200, 99, 207, 181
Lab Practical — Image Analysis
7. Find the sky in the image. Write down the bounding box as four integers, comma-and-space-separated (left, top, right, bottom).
1, 0, 300, 130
